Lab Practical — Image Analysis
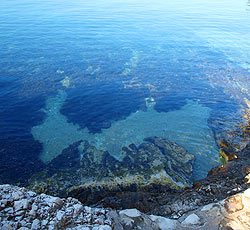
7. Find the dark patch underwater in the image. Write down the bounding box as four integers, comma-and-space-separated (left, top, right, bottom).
60, 82, 150, 133
0, 78, 46, 184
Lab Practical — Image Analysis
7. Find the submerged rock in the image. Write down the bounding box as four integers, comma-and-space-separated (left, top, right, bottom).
97, 142, 250, 217
28, 137, 195, 205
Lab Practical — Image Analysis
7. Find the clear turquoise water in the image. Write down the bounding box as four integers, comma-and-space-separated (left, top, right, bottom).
0, 0, 249, 184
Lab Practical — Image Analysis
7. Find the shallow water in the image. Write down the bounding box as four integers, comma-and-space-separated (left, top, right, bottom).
0, 0, 250, 184
32, 92, 218, 180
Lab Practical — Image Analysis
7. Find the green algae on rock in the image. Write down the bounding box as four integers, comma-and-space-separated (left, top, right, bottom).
28, 137, 195, 204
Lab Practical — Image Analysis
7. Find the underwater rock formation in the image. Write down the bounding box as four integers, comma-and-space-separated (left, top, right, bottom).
32, 93, 219, 180
28, 137, 195, 205
98, 141, 250, 217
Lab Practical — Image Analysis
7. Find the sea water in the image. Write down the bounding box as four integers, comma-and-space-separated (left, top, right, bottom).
0, 0, 250, 183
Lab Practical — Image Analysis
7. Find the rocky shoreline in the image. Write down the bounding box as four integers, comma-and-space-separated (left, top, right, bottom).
2, 125, 250, 229
1, 183, 250, 229
26, 135, 250, 217
97, 140, 250, 218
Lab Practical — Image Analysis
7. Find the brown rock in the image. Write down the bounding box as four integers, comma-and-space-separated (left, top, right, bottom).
224, 194, 244, 214
219, 217, 244, 230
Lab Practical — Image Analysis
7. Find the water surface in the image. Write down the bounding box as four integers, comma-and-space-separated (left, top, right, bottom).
0, 0, 250, 184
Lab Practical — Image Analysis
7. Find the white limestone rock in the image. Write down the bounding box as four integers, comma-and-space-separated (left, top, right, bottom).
150, 215, 177, 230
14, 199, 29, 211
119, 209, 141, 218
182, 213, 200, 225
0, 184, 113, 230
31, 219, 40, 230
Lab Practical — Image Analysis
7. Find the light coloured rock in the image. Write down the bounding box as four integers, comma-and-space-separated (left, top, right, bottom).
73, 203, 83, 217
2, 224, 13, 230
0, 199, 7, 208
14, 199, 29, 211
4, 207, 13, 214
0, 184, 113, 230
31, 219, 40, 229
29, 203, 38, 216
243, 188, 250, 198
27, 191, 37, 197
119, 209, 141, 218
121, 216, 135, 228
150, 215, 177, 230
12, 191, 23, 200
74, 227, 90, 230
201, 203, 214, 212
56, 210, 65, 221
5, 184, 250, 230
224, 194, 244, 214
182, 213, 200, 225
243, 188, 250, 207
41, 219, 48, 226
94, 225, 112, 230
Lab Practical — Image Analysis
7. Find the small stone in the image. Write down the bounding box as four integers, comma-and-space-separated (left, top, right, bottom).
48, 225, 54, 230
1, 224, 13, 230
75, 227, 90, 230
31, 219, 40, 230
29, 203, 38, 216
4, 207, 14, 214
73, 204, 83, 216
119, 209, 141, 218
15, 210, 26, 216
182, 213, 200, 225
84, 206, 92, 213
27, 191, 37, 197
41, 219, 48, 226
150, 215, 177, 230
12, 191, 23, 200
92, 225, 112, 230
0, 199, 8, 209
14, 199, 29, 211
201, 203, 214, 212
14, 215, 23, 221
56, 210, 65, 221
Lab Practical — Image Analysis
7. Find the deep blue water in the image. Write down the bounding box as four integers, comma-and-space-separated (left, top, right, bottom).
0, 0, 250, 184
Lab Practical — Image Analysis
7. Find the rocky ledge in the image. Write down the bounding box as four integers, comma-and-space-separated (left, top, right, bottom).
26, 136, 250, 219
1, 184, 250, 229
28, 137, 195, 205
